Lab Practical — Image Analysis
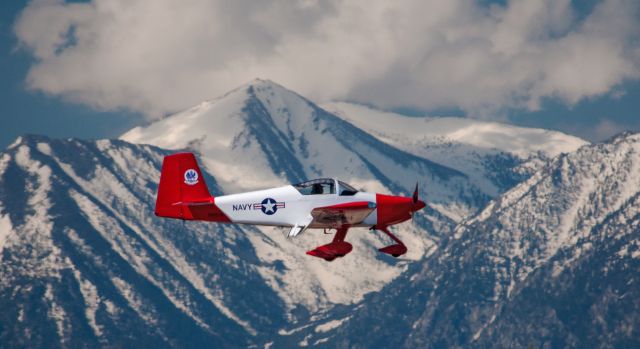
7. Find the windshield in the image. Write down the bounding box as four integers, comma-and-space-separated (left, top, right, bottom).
293, 178, 336, 195
338, 181, 358, 196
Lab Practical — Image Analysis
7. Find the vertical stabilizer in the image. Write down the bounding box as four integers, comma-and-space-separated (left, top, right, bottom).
155, 152, 213, 218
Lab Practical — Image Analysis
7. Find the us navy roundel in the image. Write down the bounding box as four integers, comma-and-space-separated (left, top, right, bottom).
184, 169, 199, 185
261, 198, 278, 215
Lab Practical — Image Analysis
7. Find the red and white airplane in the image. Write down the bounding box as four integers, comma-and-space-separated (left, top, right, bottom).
155, 153, 426, 261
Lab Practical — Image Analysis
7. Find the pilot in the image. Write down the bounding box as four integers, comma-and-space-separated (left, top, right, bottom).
311, 183, 323, 195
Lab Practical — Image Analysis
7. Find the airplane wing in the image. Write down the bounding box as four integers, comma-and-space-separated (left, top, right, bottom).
287, 201, 376, 237
310, 201, 376, 227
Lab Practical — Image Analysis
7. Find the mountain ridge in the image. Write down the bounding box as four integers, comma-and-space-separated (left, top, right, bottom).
1, 81, 636, 348
305, 132, 640, 348
0, 135, 282, 347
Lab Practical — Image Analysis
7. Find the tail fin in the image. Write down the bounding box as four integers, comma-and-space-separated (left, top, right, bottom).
155, 152, 213, 219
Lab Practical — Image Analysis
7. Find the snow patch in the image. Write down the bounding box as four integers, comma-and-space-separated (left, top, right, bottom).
0, 153, 10, 173
472, 313, 497, 341
617, 245, 629, 258
45, 284, 70, 343
104, 300, 117, 315
314, 316, 351, 333
278, 323, 314, 336
36, 142, 52, 155
619, 240, 640, 259
95, 139, 112, 151
111, 277, 158, 326
7, 136, 23, 149
0, 213, 13, 255
313, 337, 330, 345
8, 145, 67, 280
556, 172, 594, 246
299, 334, 311, 347
72, 268, 103, 338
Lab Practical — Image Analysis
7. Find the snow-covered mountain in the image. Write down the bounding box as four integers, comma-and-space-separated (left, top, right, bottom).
308, 132, 640, 348
122, 79, 585, 221
3, 79, 633, 348
122, 79, 494, 222
122, 79, 478, 312
0, 135, 283, 347
119, 79, 590, 323
120, 80, 590, 314
323, 101, 587, 197
1, 134, 448, 347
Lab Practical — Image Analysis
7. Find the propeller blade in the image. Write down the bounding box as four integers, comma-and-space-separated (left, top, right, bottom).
412, 182, 419, 204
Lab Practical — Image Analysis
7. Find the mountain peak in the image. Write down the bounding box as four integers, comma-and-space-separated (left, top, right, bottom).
606, 130, 640, 144
121, 80, 483, 220
222, 78, 298, 101
246, 77, 282, 88
5, 134, 50, 150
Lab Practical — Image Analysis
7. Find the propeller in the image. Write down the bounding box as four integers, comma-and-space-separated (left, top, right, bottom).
411, 182, 419, 229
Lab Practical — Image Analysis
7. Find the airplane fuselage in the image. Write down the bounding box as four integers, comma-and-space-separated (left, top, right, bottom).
215, 185, 378, 228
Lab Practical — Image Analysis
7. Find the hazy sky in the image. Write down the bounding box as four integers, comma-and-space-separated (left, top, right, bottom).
1, 0, 639, 148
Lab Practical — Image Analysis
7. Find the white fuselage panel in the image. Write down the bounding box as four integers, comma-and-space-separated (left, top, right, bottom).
215, 185, 377, 228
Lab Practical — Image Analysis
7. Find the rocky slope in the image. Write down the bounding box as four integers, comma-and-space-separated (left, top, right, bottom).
323, 101, 587, 198
0, 135, 286, 347
310, 132, 640, 348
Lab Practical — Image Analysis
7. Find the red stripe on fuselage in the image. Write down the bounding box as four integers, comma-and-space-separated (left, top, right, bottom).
183, 197, 232, 223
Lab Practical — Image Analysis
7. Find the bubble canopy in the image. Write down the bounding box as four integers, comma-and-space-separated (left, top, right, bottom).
293, 178, 358, 196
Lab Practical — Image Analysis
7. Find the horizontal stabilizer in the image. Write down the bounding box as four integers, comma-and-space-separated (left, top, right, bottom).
172, 198, 215, 207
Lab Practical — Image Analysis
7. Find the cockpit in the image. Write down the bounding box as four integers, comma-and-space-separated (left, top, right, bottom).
293, 178, 358, 196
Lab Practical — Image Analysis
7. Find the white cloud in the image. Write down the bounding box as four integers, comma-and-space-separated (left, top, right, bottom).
14, 0, 640, 118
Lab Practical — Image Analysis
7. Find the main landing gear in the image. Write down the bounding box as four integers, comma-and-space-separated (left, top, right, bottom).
306, 226, 353, 262
306, 225, 407, 261
371, 225, 407, 257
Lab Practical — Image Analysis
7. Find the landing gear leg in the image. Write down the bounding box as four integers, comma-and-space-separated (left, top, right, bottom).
372, 226, 407, 257
306, 226, 353, 261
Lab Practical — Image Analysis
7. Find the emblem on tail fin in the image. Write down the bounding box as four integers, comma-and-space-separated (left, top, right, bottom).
184, 169, 199, 185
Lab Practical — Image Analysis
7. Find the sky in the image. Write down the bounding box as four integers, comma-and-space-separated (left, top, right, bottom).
1, 0, 639, 149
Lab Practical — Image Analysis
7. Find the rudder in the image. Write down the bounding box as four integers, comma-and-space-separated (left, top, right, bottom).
155, 152, 213, 219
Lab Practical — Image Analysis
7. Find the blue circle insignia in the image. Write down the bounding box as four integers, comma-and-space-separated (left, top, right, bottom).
184, 169, 199, 185
261, 198, 277, 215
